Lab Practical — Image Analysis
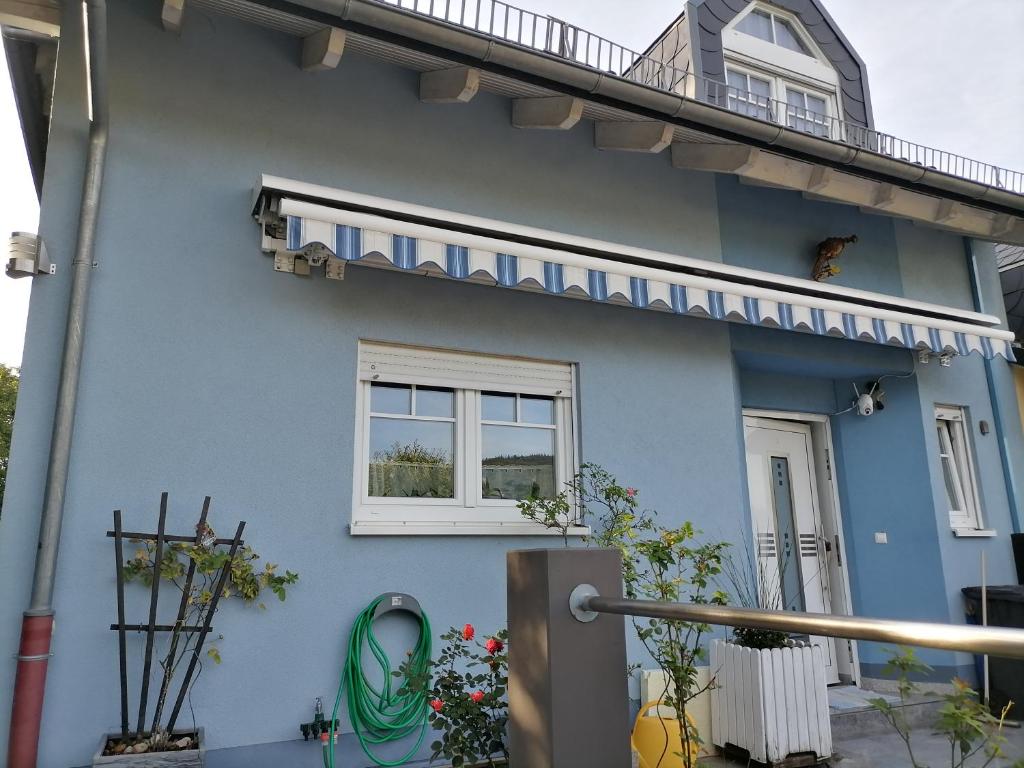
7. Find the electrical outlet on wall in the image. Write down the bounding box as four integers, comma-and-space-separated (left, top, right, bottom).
874, 532, 888, 544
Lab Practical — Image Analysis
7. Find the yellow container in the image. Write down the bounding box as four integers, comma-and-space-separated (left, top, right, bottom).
631, 701, 700, 768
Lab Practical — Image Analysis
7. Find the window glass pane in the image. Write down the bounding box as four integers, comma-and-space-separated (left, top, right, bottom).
520, 396, 555, 425
371, 383, 411, 415
482, 392, 516, 422
416, 386, 454, 418
369, 418, 454, 498
941, 455, 963, 513
773, 18, 810, 54
937, 421, 967, 515
806, 94, 827, 115
727, 72, 771, 120
727, 70, 747, 91
786, 89, 806, 108
481, 425, 555, 500
948, 420, 976, 504
736, 9, 773, 42
769, 456, 805, 612
748, 75, 771, 100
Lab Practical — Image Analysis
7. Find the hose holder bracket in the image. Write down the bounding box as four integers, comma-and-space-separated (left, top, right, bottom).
372, 592, 424, 620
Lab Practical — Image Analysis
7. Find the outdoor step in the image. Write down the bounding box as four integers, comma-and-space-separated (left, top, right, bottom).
829, 696, 944, 742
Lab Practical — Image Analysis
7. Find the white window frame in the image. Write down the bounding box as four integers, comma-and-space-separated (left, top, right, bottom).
724, 61, 837, 139
351, 342, 583, 535
729, 3, 828, 64
934, 405, 988, 534
782, 83, 832, 138
725, 66, 775, 122
734, 6, 812, 56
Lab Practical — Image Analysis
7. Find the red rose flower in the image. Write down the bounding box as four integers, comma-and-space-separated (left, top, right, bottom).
471, 690, 485, 703
430, 699, 443, 712
626, 487, 637, 498
485, 638, 504, 655
462, 624, 475, 641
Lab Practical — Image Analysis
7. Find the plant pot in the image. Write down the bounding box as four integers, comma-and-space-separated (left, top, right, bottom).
91, 728, 205, 767
710, 641, 831, 765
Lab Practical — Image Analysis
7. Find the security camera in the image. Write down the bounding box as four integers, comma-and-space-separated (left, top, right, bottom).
856, 393, 874, 417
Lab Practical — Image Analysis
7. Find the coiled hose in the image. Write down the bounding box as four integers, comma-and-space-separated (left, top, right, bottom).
325, 595, 432, 768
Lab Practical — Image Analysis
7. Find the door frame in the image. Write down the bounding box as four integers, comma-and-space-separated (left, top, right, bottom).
742, 408, 860, 685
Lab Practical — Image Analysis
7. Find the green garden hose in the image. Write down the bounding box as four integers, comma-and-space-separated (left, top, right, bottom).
325, 595, 433, 768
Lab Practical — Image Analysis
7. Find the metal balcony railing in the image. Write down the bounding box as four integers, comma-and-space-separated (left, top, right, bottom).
376, 0, 1024, 197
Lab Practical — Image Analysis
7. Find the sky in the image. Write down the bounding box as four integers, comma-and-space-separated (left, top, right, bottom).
0, 0, 1022, 367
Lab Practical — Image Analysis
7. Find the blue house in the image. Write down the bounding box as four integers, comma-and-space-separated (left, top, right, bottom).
2, 0, 1024, 765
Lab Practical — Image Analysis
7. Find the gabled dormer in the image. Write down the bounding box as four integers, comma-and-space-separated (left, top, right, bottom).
642, 0, 873, 135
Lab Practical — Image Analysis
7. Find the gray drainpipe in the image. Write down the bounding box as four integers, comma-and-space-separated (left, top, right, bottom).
30, 0, 108, 619
965, 238, 1023, 535
8, 2, 108, 765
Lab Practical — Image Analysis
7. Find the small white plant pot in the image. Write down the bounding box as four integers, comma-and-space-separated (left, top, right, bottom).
710, 640, 832, 765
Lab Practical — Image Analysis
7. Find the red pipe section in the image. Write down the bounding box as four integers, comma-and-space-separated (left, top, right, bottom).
8, 614, 54, 768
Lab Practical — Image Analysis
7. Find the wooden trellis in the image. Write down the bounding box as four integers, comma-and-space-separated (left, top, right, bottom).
107, 493, 245, 737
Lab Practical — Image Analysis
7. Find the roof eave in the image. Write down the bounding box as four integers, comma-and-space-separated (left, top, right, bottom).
272, 0, 1023, 222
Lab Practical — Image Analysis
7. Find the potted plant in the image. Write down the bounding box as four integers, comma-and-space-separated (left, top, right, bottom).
400, 623, 509, 767
709, 541, 831, 765
95, 496, 298, 766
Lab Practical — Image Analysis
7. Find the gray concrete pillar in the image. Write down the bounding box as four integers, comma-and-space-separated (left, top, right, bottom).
506, 548, 630, 768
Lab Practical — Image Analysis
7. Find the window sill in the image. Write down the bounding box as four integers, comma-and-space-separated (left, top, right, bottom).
952, 528, 997, 538
349, 521, 592, 537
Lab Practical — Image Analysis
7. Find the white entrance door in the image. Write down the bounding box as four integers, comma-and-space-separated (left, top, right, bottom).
743, 417, 839, 685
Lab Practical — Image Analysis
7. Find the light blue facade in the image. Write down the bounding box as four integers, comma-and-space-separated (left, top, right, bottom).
1, 3, 1022, 766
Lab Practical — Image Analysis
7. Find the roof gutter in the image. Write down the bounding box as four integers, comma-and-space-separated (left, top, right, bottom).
7, 1, 109, 766
262, 0, 1024, 218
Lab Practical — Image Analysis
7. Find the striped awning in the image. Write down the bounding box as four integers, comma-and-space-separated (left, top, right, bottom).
257, 178, 1015, 362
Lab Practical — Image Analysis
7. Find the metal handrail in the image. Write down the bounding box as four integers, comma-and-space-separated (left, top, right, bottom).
578, 594, 1024, 660
377, 0, 1024, 197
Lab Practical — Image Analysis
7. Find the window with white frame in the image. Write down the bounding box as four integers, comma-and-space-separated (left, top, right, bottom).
784, 86, 830, 137
934, 405, 983, 531
352, 341, 577, 532
735, 7, 812, 56
723, 63, 835, 139
726, 69, 772, 121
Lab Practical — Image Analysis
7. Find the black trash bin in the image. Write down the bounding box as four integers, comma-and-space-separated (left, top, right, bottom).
962, 585, 1024, 717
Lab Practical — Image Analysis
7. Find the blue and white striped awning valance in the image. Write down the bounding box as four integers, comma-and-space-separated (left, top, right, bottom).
261, 184, 1015, 361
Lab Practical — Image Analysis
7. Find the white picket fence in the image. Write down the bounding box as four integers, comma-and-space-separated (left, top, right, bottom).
710, 640, 832, 764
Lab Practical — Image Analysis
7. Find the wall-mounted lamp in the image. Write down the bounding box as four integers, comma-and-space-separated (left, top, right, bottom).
6, 232, 53, 278
939, 352, 955, 368
918, 350, 931, 364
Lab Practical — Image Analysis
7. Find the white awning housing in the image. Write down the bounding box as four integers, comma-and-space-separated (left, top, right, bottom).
253, 175, 1015, 362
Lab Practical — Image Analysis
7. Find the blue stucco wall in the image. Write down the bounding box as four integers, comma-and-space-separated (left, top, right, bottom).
1, 2, 1021, 765
715, 175, 903, 295
0, 4, 745, 765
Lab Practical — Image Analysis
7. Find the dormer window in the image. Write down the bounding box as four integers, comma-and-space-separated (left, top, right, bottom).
735, 9, 811, 55
719, 3, 841, 139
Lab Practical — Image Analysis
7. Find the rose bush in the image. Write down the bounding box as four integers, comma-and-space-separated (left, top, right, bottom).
399, 625, 509, 767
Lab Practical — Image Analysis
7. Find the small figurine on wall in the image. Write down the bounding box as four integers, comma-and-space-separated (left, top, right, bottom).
812, 234, 858, 281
